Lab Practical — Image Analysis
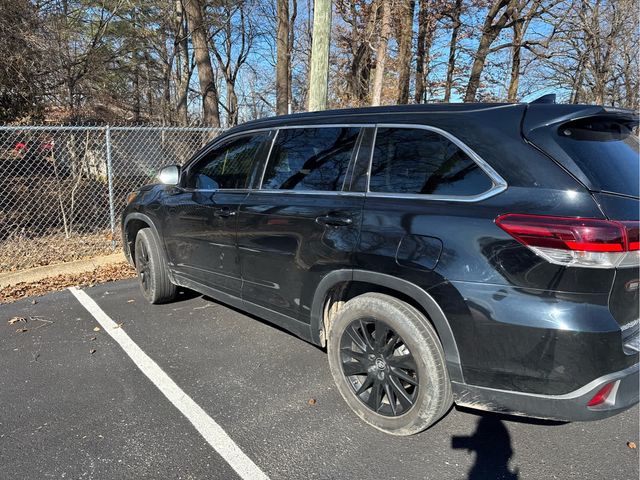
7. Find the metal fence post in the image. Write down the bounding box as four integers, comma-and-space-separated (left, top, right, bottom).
105, 125, 116, 249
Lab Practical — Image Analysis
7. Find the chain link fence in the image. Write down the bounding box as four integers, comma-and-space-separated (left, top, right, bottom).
0, 125, 224, 273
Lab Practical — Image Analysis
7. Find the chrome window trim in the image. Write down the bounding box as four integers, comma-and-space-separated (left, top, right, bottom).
187, 122, 508, 203
366, 123, 508, 202
252, 190, 366, 197
180, 188, 253, 194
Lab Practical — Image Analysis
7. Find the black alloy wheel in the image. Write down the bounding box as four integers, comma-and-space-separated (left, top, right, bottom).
134, 228, 176, 304
136, 238, 151, 295
340, 318, 419, 417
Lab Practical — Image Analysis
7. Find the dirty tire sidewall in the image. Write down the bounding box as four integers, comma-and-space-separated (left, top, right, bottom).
134, 228, 176, 304
327, 292, 453, 436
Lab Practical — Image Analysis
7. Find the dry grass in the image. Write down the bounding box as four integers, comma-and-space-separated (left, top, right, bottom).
0, 231, 119, 273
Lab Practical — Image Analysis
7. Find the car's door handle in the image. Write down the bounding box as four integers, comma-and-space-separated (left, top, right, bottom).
213, 206, 236, 218
316, 214, 353, 227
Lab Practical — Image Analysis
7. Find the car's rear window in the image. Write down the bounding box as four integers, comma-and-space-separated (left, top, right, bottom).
555, 117, 639, 197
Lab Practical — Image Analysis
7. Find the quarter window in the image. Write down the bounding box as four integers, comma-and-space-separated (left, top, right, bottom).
369, 127, 493, 196
189, 133, 268, 190
261, 127, 360, 191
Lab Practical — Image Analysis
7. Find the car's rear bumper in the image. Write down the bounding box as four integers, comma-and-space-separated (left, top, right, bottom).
452, 362, 639, 421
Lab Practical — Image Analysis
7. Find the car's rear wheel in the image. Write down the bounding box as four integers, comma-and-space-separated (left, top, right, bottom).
327, 292, 453, 435
134, 228, 176, 304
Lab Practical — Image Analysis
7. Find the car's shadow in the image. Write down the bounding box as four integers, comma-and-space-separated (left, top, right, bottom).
172, 287, 203, 303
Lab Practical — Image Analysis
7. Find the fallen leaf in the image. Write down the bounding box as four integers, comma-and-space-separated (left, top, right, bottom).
32, 299, 38, 305
307, 398, 317, 406
90, 336, 97, 341
93, 326, 100, 332
0, 262, 135, 305
15, 328, 28, 333
89, 349, 96, 354
113, 323, 124, 329
8, 317, 27, 325
628, 441, 637, 449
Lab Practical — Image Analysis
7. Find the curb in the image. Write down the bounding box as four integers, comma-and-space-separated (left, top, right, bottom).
0, 253, 126, 289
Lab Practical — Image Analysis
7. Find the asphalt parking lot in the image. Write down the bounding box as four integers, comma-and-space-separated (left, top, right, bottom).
1, 278, 638, 480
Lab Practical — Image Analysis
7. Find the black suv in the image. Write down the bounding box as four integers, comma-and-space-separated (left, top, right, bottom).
122, 103, 639, 435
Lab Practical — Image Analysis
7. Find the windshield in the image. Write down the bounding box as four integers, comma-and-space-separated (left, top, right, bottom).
554, 117, 639, 198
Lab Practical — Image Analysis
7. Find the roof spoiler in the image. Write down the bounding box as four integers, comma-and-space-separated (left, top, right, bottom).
529, 93, 556, 104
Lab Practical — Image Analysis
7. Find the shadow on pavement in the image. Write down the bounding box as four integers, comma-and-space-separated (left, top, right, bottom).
173, 287, 202, 302
452, 415, 520, 480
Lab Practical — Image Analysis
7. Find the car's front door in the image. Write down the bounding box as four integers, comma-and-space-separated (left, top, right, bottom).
163, 131, 272, 296
237, 126, 366, 328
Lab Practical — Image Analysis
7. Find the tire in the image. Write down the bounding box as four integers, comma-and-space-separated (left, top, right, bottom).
327, 292, 453, 435
134, 228, 176, 304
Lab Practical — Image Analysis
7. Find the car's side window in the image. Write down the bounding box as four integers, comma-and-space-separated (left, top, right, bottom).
188, 133, 269, 190
369, 127, 493, 196
261, 127, 360, 191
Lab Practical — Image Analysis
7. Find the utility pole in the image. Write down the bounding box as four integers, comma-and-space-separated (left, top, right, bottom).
307, 0, 332, 111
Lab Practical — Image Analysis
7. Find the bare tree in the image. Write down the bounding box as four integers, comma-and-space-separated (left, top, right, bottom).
464, 0, 515, 102
335, 0, 378, 106
210, 1, 257, 126
577, 0, 626, 105
414, 0, 442, 103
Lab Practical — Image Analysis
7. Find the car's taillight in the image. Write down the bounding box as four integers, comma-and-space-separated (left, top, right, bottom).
495, 214, 640, 269
587, 381, 617, 407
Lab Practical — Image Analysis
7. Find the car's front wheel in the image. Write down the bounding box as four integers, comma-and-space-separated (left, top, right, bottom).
134, 228, 176, 304
327, 292, 453, 435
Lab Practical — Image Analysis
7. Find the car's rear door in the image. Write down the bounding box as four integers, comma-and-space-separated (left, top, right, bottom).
237, 126, 365, 332
162, 131, 272, 296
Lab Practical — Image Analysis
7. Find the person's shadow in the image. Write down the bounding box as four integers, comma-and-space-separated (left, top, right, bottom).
452, 415, 519, 480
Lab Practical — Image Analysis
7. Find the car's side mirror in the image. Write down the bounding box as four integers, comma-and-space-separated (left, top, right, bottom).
158, 165, 181, 185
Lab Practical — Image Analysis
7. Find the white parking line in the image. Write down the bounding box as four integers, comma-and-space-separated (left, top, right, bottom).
68, 286, 269, 480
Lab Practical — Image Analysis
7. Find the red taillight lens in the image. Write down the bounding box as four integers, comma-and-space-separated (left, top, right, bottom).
495, 214, 639, 268
587, 382, 616, 407
495, 214, 625, 252
623, 221, 640, 251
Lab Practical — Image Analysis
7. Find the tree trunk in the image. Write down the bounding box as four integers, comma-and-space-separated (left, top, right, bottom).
396, 0, 415, 104
226, 79, 238, 126
371, 0, 391, 106
308, 0, 332, 111
161, 32, 172, 123
133, 54, 141, 122
184, 0, 220, 126
464, 0, 512, 102
414, 0, 435, 103
444, 0, 462, 102
506, 20, 523, 102
276, 0, 290, 115
288, 0, 297, 112
175, 0, 190, 125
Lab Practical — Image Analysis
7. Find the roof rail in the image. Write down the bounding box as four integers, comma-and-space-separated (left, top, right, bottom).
529, 93, 556, 104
